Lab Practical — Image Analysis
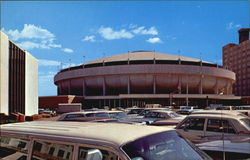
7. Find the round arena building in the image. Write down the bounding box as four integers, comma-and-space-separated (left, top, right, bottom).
54, 51, 238, 108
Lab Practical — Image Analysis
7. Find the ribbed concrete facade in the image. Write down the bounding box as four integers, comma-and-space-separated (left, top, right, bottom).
55, 51, 238, 107
0, 31, 38, 116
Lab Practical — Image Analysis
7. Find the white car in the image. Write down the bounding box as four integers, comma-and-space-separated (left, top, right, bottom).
176, 114, 250, 144
0, 121, 212, 160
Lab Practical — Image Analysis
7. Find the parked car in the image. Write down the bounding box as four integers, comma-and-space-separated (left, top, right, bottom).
130, 110, 185, 124
235, 105, 250, 116
57, 111, 111, 122
175, 114, 250, 144
177, 106, 200, 115
0, 121, 212, 160
197, 139, 250, 160
126, 108, 145, 117
39, 108, 56, 116
150, 111, 186, 126
191, 110, 248, 117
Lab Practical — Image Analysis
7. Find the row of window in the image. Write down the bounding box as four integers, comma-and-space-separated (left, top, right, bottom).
0, 137, 119, 160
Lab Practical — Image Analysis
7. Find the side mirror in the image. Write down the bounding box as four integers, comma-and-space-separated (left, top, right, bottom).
132, 157, 144, 160
86, 149, 103, 160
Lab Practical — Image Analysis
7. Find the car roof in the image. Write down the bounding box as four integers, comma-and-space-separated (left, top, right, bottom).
104, 110, 124, 113
1, 121, 173, 146
149, 110, 174, 113
187, 113, 247, 120
62, 111, 109, 115
192, 110, 243, 115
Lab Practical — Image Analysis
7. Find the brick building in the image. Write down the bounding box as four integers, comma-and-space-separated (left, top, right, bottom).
223, 28, 250, 96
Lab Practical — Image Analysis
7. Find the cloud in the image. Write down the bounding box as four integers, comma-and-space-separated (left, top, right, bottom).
62, 48, 74, 53
39, 59, 61, 66
4, 24, 55, 41
146, 37, 162, 44
17, 41, 61, 50
82, 35, 96, 42
226, 22, 241, 30
132, 26, 158, 35
98, 27, 134, 40
128, 24, 138, 29
3, 24, 61, 50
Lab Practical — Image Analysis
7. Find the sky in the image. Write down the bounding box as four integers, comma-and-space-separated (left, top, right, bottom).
1, 1, 249, 96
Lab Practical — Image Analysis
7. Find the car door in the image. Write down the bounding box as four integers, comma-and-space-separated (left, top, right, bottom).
204, 118, 237, 141
176, 117, 206, 142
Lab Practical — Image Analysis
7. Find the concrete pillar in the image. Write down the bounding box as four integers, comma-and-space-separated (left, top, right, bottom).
127, 76, 130, 94
229, 81, 233, 94
153, 75, 156, 94
214, 79, 219, 94
82, 79, 86, 96
178, 76, 182, 94
226, 81, 230, 95
199, 75, 203, 94
68, 80, 71, 95
102, 77, 106, 96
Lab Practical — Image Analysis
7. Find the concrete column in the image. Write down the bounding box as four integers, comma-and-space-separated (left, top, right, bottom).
153, 75, 156, 94
178, 76, 182, 94
226, 81, 230, 95
102, 77, 106, 96
199, 75, 203, 94
214, 79, 219, 94
127, 76, 130, 94
82, 79, 86, 96
68, 80, 71, 95
229, 81, 233, 94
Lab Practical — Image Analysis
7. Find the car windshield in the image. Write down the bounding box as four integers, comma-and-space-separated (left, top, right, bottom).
236, 106, 250, 110
122, 131, 211, 160
240, 118, 250, 130
127, 109, 144, 115
109, 112, 128, 119
168, 112, 182, 118
86, 112, 109, 117
181, 107, 191, 110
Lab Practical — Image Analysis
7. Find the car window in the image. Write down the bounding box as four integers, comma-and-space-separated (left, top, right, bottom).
240, 118, 250, 130
179, 118, 205, 131
65, 114, 85, 119
145, 112, 158, 118
95, 113, 110, 118
206, 119, 236, 134
0, 136, 30, 160
78, 146, 119, 160
31, 140, 74, 160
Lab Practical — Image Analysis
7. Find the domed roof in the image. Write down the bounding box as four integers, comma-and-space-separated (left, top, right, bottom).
84, 51, 212, 65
